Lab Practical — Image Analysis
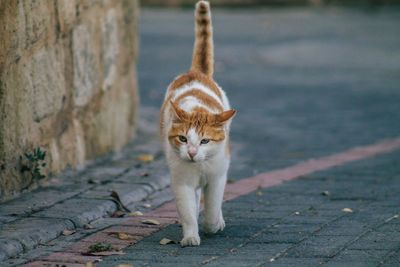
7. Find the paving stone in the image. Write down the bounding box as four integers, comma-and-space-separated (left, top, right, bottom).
267, 224, 320, 235
268, 257, 327, 266
0, 217, 74, 253
32, 198, 117, 227
79, 182, 151, 207
40, 251, 101, 264
80, 166, 130, 183
1, 257, 28, 267
252, 232, 306, 244
322, 260, 378, 267
380, 250, 400, 267
284, 235, 353, 258
206, 243, 289, 266
117, 168, 170, 191
324, 249, 391, 266
0, 238, 24, 261
25, 261, 85, 267
0, 215, 18, 224
0, 187, 81, 217
206, 259, 275, 267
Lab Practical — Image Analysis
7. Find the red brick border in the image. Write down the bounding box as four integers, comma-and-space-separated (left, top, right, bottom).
24, 137, 400, 266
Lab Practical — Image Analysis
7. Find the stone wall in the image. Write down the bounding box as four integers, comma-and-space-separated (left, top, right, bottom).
0, 0, 140, 201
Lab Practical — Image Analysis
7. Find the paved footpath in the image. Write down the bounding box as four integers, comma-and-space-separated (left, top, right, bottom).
1, 6, 400, 267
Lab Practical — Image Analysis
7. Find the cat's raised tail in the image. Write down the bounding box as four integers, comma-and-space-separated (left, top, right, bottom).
191, 1, 214, 77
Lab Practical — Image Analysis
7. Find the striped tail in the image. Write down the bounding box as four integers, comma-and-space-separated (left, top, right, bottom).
191, 1, 214, 77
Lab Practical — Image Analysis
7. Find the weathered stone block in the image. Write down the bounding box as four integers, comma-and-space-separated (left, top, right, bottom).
72, 22, 100, 107
0, 218, 74, 250
102, 8, 119, 91
0, 238, 23, 261
32, 198, 117, 227
20, 1, 53, 49
56, 0, 76, 33
26, 46, 66, 122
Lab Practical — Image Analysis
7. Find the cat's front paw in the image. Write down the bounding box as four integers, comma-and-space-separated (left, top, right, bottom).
181, 235, 201, 247
202, 218, 225, 234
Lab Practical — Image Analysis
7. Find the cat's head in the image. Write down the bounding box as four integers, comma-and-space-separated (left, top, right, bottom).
168, 101, 235, 163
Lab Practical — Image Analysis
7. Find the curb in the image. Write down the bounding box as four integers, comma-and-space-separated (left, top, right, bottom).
0, 165, 170, 262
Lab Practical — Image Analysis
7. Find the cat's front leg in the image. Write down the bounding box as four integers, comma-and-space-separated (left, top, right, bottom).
172, 183, 201, 246
202, 175, 226, 234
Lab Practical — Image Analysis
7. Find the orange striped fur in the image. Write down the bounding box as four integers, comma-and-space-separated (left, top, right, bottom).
191, 1, 214, 76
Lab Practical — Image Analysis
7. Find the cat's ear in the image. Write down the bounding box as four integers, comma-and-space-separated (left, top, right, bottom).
170, 101, 188, 122
215, 109, 236, 124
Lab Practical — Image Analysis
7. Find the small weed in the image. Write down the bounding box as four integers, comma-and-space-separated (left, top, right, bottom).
23, 147, 46, 180
87, 242, 114, 252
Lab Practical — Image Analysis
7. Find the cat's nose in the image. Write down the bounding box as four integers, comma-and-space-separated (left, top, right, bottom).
188, 150, 197, 159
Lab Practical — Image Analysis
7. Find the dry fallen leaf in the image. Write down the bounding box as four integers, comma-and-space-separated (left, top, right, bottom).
40, 242, 55, 246
110, 190, 131, 212
159, 238, 176, 245
257, 191, 263, 196
342, 208, 353, 213
141, 219, 160, 225
62, 229, 76, 236
84, 224, 95, 229
108, 232, 138, 240
137, 154, 154, 163
118, 233, 134, 240
128, 211, 144, 217
85, 263, 95, 267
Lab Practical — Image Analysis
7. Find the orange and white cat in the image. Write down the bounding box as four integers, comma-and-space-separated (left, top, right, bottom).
160, 1, 235, 246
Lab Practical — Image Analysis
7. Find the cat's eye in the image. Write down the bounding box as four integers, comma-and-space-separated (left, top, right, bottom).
178, 135, 187, 143
200, 138, 209, 145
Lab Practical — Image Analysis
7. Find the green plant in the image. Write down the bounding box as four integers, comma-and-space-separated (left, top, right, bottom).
23, 147, 47, 180
87, 242, 114, 252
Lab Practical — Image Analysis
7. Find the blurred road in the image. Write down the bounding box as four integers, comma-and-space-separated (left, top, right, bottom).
96, 6, 400, 266
138, 6, 400, 180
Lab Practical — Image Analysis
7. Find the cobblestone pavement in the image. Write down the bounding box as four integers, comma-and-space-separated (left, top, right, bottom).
98, 150, 400, 267
1, 6, 400, 266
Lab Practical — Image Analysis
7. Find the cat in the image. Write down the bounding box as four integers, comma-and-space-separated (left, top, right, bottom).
159, 1, 236, 247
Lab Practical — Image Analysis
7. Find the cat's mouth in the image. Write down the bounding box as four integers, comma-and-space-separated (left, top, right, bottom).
186, 156, 202, 163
